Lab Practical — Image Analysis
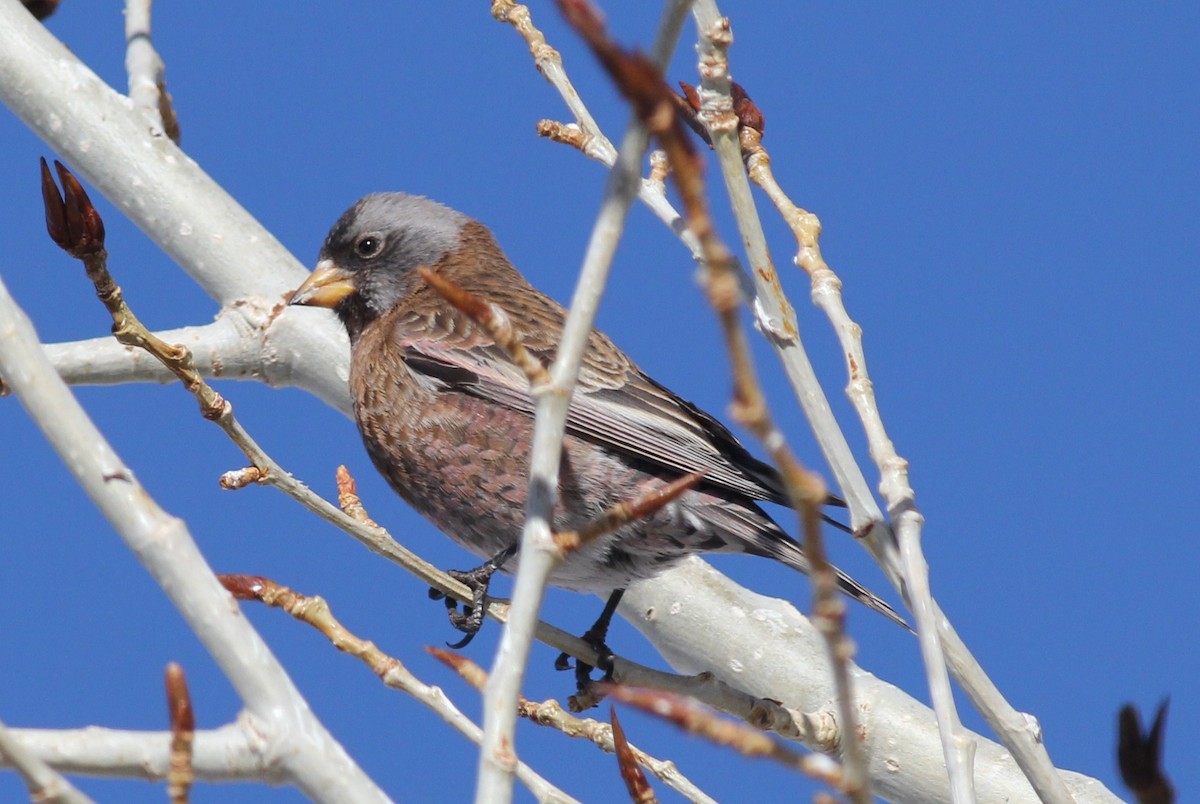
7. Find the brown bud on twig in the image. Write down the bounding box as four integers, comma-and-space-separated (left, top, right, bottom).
537, 119, 588, 151
216, 573, 271, 601
1118, 700, 1175, 804
164, 662, 195, 804
164, 663, 195, 737
730, 82, 764, 137
676, 81, 700, 112
40, 158, 105, 257
672, 82, 712, 146
22, 0, 60, 21
675, 81, 765, 147
219, 466, 265, 490
336, 465, 380, 527
426, 646, 491, 692
158, 79, 182, 145
611, 707, 656, 803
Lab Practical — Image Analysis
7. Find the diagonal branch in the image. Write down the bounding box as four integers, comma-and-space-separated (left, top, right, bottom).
0, 716, 94, 804
473, 3, 693, 801
685, 4, 1071, 801
431, 648, 716, 804
219, 574, 577, 804
0, 276, 387, 802
556, 6, 870, 796
607, 686, 845, 789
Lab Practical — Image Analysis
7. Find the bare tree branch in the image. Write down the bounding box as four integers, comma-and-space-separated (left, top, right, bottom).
0, 277, 387, 802
219, 575, 577, 804
0, 717, 94, 804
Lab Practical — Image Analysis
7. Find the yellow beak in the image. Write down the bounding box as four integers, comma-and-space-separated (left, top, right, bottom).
289, 260, 356, 308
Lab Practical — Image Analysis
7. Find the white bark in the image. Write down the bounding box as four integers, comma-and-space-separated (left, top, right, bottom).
0, 276, 387, 803
623, 560, 1118, 803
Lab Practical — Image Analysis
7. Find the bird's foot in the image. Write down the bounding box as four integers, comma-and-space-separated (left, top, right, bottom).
556, 623, 616, 684
556, 589, 624, 707
428, 545, 517, 649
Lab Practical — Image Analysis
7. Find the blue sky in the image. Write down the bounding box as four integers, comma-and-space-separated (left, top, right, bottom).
1, 3, 1196, 802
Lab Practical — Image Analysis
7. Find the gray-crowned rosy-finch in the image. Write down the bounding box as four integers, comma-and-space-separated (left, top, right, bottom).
290, 193, 905, 668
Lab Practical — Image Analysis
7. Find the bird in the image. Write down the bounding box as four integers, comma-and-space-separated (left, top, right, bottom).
289, 192, 905, 679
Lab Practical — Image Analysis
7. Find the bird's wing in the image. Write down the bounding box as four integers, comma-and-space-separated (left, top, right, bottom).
392, 308, 789, 504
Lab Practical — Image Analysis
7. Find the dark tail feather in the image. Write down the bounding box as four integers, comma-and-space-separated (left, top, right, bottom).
830, 563, 911, 632
720, 500, 908, 630
760, 532, 911, 631
815, 510, 912, 629
821, 511, 852, 534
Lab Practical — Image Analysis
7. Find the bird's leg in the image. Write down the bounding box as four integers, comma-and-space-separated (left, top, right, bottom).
556, 588, 625, 691
428, 543, 518, 648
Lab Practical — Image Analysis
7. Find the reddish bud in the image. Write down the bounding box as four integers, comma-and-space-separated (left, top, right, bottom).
217, 573, 270, 600
40, 157, 68, 250
731, 82, 765, 136
39, 158, 105, 257
22, 0, 60, 21
56, 161, 105, 255
610, 707, 655, 802
1118, 700, 1174, 803
677, 81, 701, 112
164, 663, 195, 734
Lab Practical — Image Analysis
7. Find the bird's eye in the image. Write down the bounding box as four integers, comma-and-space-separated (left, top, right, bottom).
355, 234, 383, 258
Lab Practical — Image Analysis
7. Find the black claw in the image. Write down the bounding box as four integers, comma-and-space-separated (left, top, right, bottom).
446, 631, 477, 650
430, 544, 518, 645
446, 591, 486, 634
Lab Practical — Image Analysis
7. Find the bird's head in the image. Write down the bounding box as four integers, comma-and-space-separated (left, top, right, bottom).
289, 192, 469, 340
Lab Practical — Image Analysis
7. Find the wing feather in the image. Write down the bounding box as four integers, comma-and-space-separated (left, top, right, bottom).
394, 312, 790, 505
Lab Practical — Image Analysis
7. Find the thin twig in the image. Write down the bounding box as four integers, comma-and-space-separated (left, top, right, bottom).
559, 3, 868, 799
736, 98, 978, 800
0, 716, 95, 804
606, 686, 845, 792
124, 0, 180, 143
556, 470, 707, 553
430, 648, 714, 804
681, 7, 875, 799
219, 575, 577, 804
493, 0, 613, 163
418, 266, 551, 387
474, 3, 692, 801
496, 0, 704, 262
